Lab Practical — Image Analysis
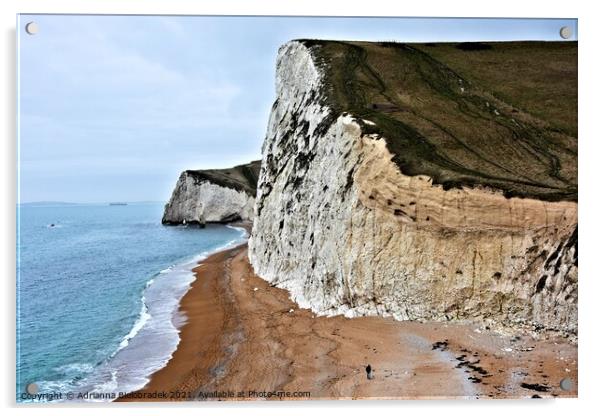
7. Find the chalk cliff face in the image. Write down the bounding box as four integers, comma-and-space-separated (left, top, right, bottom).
163, 161, 260, 225
248, 41, 578, 335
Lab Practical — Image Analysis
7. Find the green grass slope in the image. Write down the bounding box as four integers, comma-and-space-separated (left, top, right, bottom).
300, 40, 577, 202
187, 160, 261, 196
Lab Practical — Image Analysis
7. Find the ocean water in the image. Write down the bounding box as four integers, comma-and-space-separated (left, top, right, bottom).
16, 202, 247, 402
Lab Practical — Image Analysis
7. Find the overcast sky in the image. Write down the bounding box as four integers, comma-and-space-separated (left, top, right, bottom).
18, 15, 577, 203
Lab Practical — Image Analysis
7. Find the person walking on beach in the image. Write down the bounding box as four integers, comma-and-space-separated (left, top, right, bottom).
366, 365, 374, 380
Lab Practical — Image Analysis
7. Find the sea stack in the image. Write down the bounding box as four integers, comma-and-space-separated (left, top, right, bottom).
248, 40, 577, 335
163, 160, 261, 226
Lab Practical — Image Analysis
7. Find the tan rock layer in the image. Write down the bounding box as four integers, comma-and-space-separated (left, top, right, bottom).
356, 136, 577, 232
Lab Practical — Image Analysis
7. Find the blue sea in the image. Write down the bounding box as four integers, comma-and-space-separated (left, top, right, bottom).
16, 202, 247, 402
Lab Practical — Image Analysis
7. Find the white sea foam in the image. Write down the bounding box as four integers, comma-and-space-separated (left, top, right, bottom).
91, 370, 118, 395
79, 226, 249, 401
226, 224, 249, 239
116, 297, 151, 351
55, 362, 95, 375
29, 226, 249, 403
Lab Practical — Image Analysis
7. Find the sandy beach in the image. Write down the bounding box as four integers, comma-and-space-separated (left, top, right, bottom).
119, 244, 577, 401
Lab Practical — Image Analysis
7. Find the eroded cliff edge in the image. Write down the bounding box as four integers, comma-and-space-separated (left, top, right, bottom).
248, 40, 577, 335
163, 161, 260, 225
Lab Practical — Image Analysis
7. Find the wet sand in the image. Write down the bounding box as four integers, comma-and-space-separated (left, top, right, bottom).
120, 244, 577, 401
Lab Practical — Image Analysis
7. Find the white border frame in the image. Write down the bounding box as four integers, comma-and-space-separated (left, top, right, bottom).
3, 1, 599, 415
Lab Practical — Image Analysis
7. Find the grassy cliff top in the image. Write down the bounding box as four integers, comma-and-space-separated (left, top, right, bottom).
299, 40, 577, 202
186, 160, 261, 196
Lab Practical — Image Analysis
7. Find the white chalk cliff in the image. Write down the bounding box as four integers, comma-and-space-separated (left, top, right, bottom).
248, 41, 578, 335
163, 161, 260, 225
